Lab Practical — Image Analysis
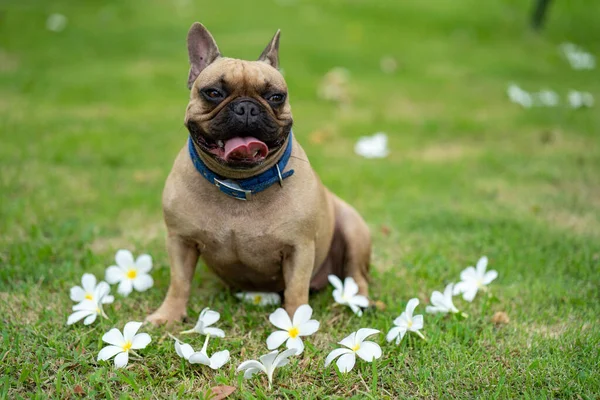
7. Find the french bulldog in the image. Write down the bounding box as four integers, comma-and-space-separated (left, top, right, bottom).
147, 23, 371, 323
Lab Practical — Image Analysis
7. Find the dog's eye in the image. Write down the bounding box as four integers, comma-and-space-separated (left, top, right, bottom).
202, 88, 224, 100
267, 93, 286, 103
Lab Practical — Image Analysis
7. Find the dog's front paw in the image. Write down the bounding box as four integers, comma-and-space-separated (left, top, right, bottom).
146, 305, 187, 325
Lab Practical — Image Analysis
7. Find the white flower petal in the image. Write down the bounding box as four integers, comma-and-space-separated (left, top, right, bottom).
259, 351, 279, 368
83, 313, 98, 325
430, 291, 445, 307
393, 313, 409, 328
342, 277, 359, 297
237, 360, 265, 374
123, 321, 143, 341
97, 345, 124, 361
292, 304, 313, 326
102, 328, 125, 346
135, 254, 153, 273
286, 336, 304, 355
338, 331, 356, 349
105, 266, 123, 284
274, 348, 298, 367
102, 295, 115, 305
95, 281, 111, 300
350, 295, 369, 308
460, 267, 478, 282
462, 287, 479, 302
269, 308, 293, 330
405, 298, 419, 318
336, 352, 356, 373
426, 305, 444, 314
209, 350, 230, 369
354, 328, 380, 344
199, 308, 220, 327
189, 352, 211, 366
67, 310, 93, 325
453, 281, 468, 295
117, 279, 133, 296
131, 333, 151, 349
203, 327, 225, 338
332, 290, 346, 305
356, 341, 382, 362
443, 284, 455, 301
325, 348, 353, 367
483, 270, 498, 285
386, 327, 402, 343
476, 256, 488, 277
327, 275, 344, 292
132, 274, 153, 292
243, 367, 261, 379
411, 315, 424, 331
175, 341, 195, 360
69, 286, 86, 302
81, 273, 97, 293
115, 249, 134, 269
298, 320, 320, 336
348, 302, 363, 316
113, 351, 129, 368
266, 330, 289, 350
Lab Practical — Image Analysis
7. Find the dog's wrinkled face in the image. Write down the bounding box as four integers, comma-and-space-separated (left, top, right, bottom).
184, 23, 293, 169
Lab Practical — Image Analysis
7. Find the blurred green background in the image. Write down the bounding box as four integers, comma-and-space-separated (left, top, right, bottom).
1, 0, 599, 398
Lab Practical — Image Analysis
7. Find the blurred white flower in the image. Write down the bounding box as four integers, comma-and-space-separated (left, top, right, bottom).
535, 90, 560, 107
97, 321, 151, 368
237, 348, 297, 389
105, 250, 154, 296
354, 133, 389, 159
560, 43, 596, 70
266, 304, 320, 355
235, 292, 281, 306
46, 13, 67, 32
426, 283, 466, 317
174, 336, 229, 370
324, 328, 382, 373
507, 84, 533, 108
453, 256, 498, 302
328, 275, 369, 316
67, 282, 112, 325
386, 298, 425, 344
70, 273, 114, 305
181, 307, 225, 337
568, 90, 594, 108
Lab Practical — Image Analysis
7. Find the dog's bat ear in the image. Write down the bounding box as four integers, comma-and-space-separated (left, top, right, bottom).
258, 30, 281, 69
187, 22, 220, 89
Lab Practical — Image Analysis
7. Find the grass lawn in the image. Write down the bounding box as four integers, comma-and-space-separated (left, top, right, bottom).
1, 0, 599, 398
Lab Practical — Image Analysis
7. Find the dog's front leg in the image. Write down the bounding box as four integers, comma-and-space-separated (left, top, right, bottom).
146, 234, 199, 325
283, 241, 315, 317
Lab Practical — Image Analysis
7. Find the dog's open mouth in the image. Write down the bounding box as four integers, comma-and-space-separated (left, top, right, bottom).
193, 134, 286, 166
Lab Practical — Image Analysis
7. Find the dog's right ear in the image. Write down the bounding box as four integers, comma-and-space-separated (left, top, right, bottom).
187, 23, 220, 89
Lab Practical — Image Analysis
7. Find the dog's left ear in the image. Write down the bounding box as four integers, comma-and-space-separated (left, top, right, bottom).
258, 30, 281, 69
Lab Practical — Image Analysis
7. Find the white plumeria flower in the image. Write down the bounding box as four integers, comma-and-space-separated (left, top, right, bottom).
66, 282, 112, 325
70, 273, 114, 305
174, 336, 229, 370
266, 304, 320, 355
324, 328, 382, 373
181, 307, 225, 337
105, 249, 154, 296
386, 298, 425, 344
97, 321, 151, 369
237, 348, 297, 389
235, 292, 281, 306
453, 256, 498, 302
354, 132, 389, 159
426, 283, 467, 317
328, 275, 369, 316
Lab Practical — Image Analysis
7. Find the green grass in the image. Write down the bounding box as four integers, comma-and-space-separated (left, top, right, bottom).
1, 0, 600, 398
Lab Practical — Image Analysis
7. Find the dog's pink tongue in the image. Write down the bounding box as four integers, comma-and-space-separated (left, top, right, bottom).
223, 137, 269, 161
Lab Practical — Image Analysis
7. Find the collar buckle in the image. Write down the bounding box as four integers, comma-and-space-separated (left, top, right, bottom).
214, 178, 252, 201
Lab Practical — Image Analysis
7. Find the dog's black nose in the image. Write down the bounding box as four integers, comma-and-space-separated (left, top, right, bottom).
233, 101, 260, 124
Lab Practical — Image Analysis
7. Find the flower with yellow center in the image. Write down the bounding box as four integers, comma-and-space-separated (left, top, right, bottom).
453, 256, 498, 302
105, 249, 154, 296
266, 304, 320, 355
70, 273, 114, 305
98, 321, 151, 369
67, 281, 113, 326
327, 275, 369, 316
237, 348, 298, 390
325, 328, 382, 373
386, 298, 426, 345
181, 307, 226, 337
235, 292, 281, 307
